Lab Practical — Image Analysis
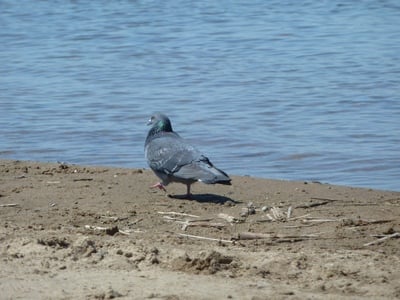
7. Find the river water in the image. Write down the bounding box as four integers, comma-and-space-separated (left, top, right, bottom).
1, 1, 399, 191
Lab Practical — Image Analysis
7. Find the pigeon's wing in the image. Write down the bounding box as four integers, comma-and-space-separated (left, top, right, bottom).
174, 155, 231, 184
145, 132, 201, 175
146, 132, 230, 184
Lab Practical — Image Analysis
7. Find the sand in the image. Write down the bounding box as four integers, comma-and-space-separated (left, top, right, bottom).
0, 159, 399, 299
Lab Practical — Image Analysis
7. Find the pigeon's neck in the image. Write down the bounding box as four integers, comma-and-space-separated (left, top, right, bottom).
147, 121, 173, 139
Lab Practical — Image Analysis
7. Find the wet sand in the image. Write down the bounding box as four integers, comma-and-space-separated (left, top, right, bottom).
1, 160, 399, 299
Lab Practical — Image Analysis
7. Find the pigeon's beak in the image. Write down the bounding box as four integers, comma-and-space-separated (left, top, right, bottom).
146, 118, 153, 126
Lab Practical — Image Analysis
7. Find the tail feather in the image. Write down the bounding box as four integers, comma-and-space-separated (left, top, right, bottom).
196, 164, 231, 185
173, 158, 231, 185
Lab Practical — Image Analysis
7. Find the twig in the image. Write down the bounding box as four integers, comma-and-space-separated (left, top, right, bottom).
341, 203, 379, 206
84, 225, 129, 236
287, 206, 292, 220
363, 232, 400, 247
130, 218, 143, 225
310, 197, 379, 207
301, 218, 339, 224
157, 211, 199, 218
310, 197, 341, 202
255, 218, 273, 223
234, 232, 319, 241
177, 233, 233, 243
85, 225, 109, 231
73, 178, 93, 182
117, 229, 131, 235
178, 221, 226, 231
283, 224, 317, 228
0, 203, 19, 207
100, 216, 129, 221
296, 201, 329, 209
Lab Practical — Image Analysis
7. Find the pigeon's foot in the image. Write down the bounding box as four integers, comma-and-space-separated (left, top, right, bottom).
150, 182, 167, 192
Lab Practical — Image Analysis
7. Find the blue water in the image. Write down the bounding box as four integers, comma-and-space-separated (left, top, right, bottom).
1, 1, 400, 191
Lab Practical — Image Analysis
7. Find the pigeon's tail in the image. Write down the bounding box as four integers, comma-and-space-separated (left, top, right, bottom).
199, 168, 231, 185
196, 157, 231, 185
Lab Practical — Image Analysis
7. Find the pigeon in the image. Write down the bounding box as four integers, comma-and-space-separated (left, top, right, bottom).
145, 113, 231, 198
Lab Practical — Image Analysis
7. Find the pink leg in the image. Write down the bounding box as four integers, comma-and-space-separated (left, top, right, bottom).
150, 182, 167, 192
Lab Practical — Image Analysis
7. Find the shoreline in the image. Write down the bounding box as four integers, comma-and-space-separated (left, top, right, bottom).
1, 159, 399, 299
2, 158, 398, 193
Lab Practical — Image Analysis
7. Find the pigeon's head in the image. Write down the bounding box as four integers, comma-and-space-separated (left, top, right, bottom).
147, 113, 173, 133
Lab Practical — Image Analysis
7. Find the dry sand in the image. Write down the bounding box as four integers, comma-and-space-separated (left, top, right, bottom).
0, 159, 399, 299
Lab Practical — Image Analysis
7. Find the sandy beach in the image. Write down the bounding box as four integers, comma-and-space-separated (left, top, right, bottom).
0, 159, 399, 299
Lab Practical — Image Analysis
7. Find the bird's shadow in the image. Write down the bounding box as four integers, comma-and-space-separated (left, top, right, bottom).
168, 193, 241, 205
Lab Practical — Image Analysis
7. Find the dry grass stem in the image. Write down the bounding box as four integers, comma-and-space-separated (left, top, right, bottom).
363, 232, 400, 247
235, 231, 320, 241
157, 211, 199, 218
177, 233, 233, 243
178, 221, 226, 231
0, 203, 19, 207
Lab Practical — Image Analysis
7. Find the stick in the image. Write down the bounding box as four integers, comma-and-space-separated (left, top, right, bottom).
117, 229, 131, 235
310, 197, 341, 202
235, 232, 319, 240
301, 218, 339, 223
157, 211, 199, 218
310, 197, 380, 206
177, 233, 233, 243
296, 201, 329, 209
363, 232, 400, 247
342, 219, 394, 226
178, 221, 226, 231
84, 225, 129, 236
283, 224, 317, 228
0, 203, 19, 207
85, 225, 108, 231
100, 216, 129, 221
287, 206, 292, 220
130, 218, 143, 225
